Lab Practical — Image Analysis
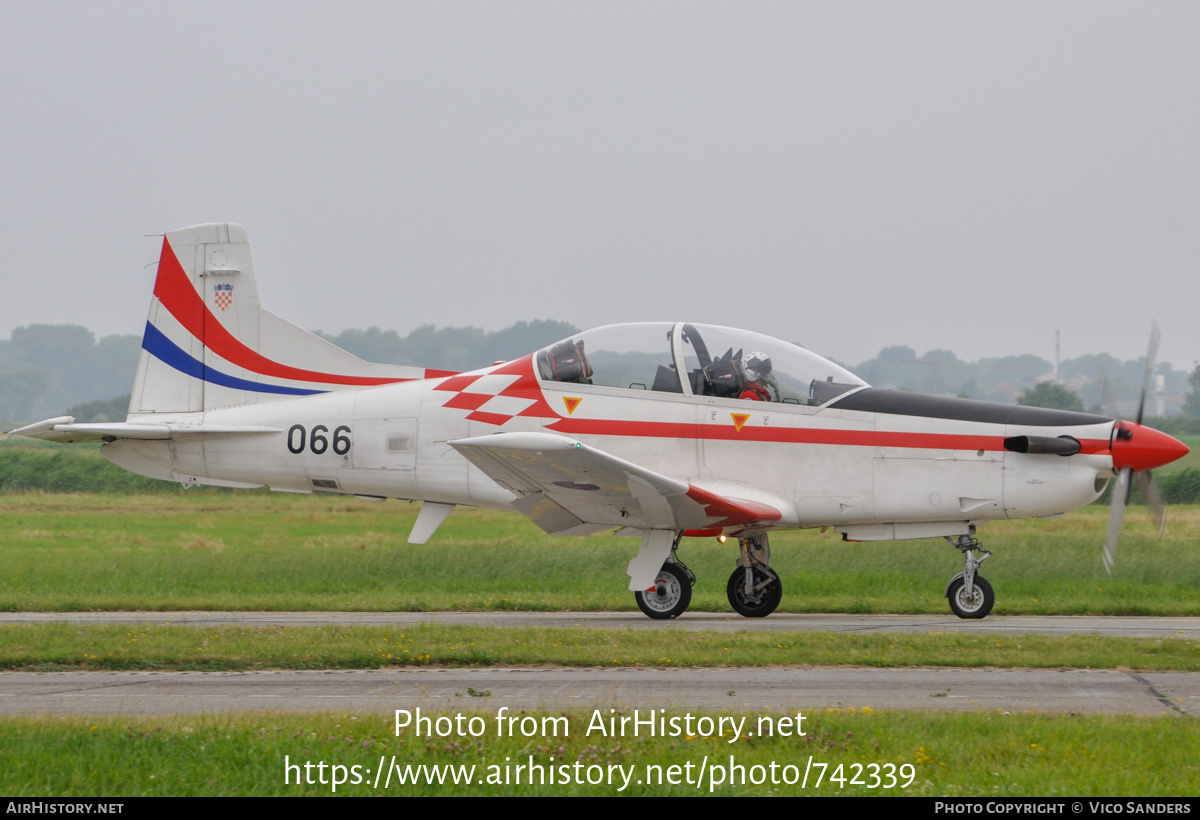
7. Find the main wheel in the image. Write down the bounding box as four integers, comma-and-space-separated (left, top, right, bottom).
726, 566, 782, 618
946, 575, 994, 619
635, 563, 692, 620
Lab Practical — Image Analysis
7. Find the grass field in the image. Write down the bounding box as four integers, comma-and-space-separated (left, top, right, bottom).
1, 622, 1196, 671
2, 487, 1197, 798
1, 493, 1198, 615
2, 709, 1197, 796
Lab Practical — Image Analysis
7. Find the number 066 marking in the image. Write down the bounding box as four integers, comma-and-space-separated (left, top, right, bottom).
286, 424, 351, 455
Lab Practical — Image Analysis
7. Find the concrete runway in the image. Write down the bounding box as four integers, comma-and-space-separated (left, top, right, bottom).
3, 611, 1199, 638
3, 612, 1196, 717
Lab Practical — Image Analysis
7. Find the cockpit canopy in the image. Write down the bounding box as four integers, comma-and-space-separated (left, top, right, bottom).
536, 322, 866, 406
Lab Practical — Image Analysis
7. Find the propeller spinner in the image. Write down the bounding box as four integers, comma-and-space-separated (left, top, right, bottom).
1100, 323, 1190, 575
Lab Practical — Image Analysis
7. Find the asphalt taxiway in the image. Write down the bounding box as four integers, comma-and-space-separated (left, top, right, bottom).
2, 611, 1199, 639
0, 667, 1195, 716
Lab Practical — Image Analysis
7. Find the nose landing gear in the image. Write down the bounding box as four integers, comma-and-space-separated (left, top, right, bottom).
944, 534, 994, 619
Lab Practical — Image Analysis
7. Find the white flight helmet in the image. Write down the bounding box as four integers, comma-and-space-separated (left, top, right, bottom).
743, 351, 775, 385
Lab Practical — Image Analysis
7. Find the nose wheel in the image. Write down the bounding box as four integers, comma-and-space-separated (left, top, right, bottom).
944, 534, 994, 619
946, 575, 994, 619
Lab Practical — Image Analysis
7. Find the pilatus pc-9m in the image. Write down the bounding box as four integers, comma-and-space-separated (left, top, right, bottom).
8, 224, 1188, 619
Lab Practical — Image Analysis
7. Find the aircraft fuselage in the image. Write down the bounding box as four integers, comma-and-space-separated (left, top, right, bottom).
103, 350, 1119, 543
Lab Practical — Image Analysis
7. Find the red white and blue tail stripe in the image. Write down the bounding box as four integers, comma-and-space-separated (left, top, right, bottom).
129, 223, 452, 415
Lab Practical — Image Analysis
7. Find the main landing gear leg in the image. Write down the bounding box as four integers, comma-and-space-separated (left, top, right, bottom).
944, 534, 994, 619
726, 534, 782, 617
634, 532, 695, 620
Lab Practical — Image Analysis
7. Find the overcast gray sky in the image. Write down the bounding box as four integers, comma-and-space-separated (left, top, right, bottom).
2, 2, 1197, 370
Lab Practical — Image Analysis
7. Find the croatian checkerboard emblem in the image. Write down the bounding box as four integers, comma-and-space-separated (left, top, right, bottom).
214, 283, 234, 311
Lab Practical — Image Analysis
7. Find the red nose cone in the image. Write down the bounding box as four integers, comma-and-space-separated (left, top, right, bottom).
1110, 423, 1190, 472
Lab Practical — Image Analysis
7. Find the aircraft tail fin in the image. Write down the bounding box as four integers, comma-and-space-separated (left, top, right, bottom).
129, 223, 451, 417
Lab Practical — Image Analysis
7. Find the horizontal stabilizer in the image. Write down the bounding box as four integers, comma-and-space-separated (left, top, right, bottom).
4, 417, 281, 444
450, 431, 784, 535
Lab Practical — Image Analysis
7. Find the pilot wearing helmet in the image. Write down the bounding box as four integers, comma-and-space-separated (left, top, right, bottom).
740, 351, 776, 401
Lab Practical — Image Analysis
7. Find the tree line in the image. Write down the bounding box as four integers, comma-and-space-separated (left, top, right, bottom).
0, 321, 577, 425
2, 322, 1199, 426
848, 345, 1195, 410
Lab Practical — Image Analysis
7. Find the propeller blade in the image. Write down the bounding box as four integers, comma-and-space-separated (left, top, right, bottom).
1136, 470, 1167, 535
1104, 467, 1131, 576
1103, 325, 1167, 575
1134, 322, 1160, 426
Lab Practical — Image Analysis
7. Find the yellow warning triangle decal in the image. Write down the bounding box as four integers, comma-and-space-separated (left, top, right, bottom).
563, 397, 582, 416
731, 413, 750, 432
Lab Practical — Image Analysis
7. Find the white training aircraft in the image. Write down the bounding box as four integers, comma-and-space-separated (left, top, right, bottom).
6, 224, 1189, 620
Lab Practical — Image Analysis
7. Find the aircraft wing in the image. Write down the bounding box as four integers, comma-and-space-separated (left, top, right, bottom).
3, 416, 281, 444
450, 431, 784, 536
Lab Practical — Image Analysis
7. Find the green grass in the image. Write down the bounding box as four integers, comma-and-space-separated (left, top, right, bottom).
1, 622, 1196, 671
1171, 435, 1200, 472
0, 443, 180, 493
1, 710, 1195, 796
2, 485, 1196, 799
1, 494, 1199, 614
